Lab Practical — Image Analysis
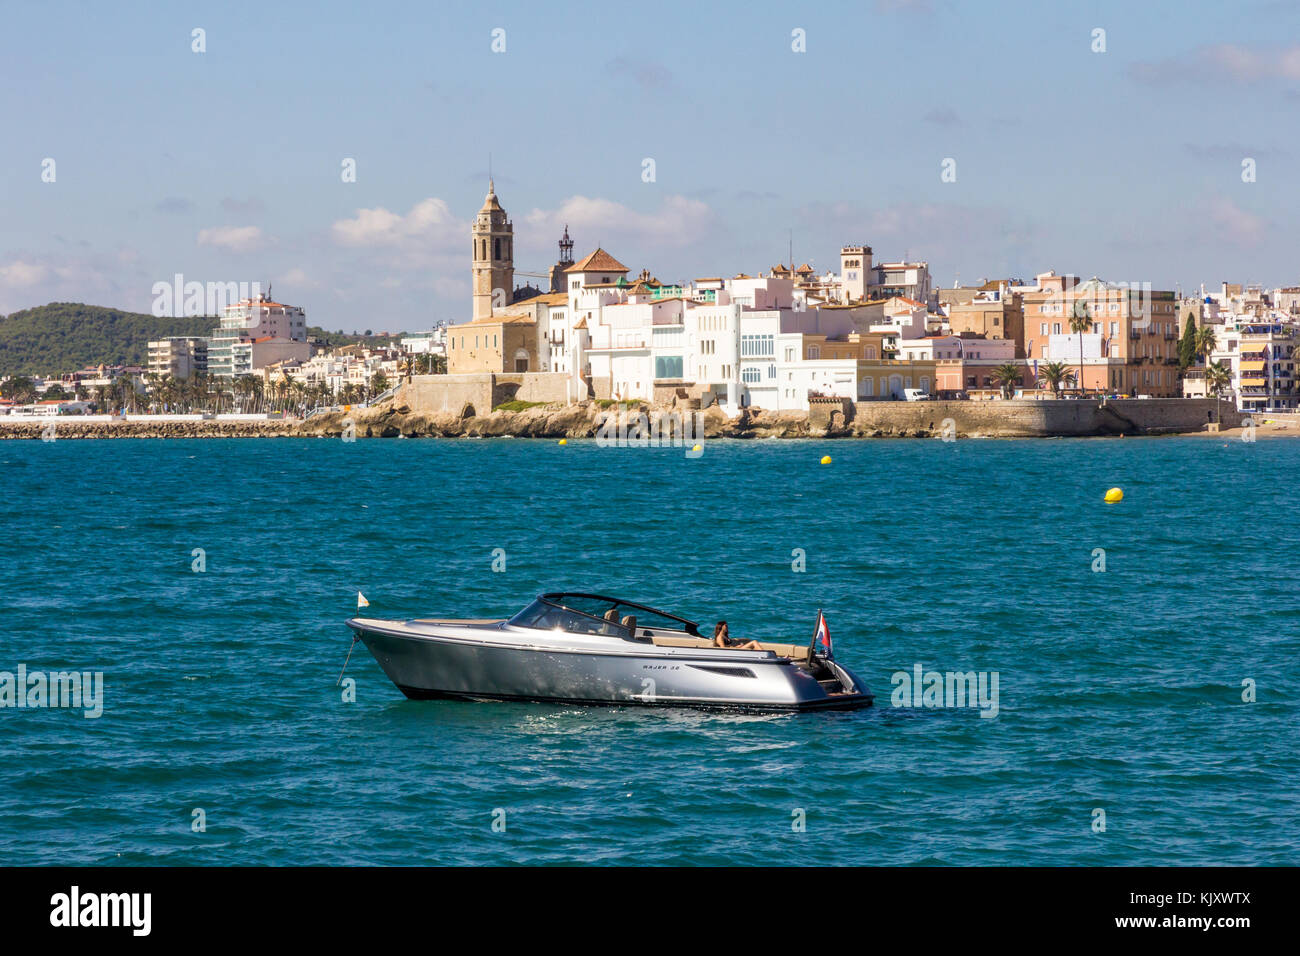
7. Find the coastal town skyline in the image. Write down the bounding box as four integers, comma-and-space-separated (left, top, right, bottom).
5, 0, 1300, 329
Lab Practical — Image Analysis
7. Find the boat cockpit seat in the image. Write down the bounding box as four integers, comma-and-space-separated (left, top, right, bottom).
651, 635, 715, 648
754, 642, 811, 661
647, 635, 811, 661
604, 608, 620, 624
620, 614, 637, 637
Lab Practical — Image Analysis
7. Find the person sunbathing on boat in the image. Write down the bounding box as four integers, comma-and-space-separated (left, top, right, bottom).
713, 621, 762, 650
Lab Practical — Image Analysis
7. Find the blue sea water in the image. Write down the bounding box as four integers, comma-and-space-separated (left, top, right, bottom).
0, 435, 1296, 866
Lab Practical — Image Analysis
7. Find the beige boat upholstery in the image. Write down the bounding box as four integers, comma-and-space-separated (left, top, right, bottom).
621, 614, 637, 635
649, 634, 810, 660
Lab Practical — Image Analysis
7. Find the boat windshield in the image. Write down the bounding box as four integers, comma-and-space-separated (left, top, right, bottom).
508, 593, 701, 638
509, 598, 629, 637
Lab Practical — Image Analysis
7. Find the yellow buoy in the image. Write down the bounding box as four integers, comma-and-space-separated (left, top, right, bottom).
691, 443, 702, 453
1104, 487, 1123, 503
820, 455, 832, 465
557, 438, 567, 445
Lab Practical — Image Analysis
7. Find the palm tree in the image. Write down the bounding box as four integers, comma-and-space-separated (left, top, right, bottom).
990, 363, 1022, 400
1068, 299, 1093, 396
1038, 360, 1077, 395
1203, 360, 1232, 426
1194, 326, 1218, 369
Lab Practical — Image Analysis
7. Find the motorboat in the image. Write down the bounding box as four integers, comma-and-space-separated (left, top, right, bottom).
346, 592, 873, 712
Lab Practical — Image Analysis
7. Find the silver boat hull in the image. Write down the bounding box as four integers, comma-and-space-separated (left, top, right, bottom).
347, 618, 873, 712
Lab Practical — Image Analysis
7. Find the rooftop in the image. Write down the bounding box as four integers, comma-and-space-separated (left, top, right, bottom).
566, 247, 630, 274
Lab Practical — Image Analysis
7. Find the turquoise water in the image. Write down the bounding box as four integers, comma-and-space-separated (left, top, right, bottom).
1, 435, 1296, 866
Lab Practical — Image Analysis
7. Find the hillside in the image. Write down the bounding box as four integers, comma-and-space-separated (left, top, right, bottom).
0, 303, 393, 377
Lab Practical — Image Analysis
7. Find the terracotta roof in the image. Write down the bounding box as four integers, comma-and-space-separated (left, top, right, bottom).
573, 318, 588, 329
565, 247, 629, 274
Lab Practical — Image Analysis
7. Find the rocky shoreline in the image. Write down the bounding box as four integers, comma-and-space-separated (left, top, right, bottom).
0, 403, 822, 440
0, 397, 1274, 440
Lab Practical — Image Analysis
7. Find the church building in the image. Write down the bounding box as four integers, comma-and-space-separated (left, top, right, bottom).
446, 182, 596, 383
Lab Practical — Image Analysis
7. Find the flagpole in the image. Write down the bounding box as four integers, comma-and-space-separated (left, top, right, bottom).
809, 607, 823, 661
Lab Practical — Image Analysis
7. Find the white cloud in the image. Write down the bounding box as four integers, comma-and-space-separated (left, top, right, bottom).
0, 260, 49, 288
279, 267, 314, 289
197, 225, 264, 252
0, 249, 144, 315
523, 195, 712, 255
1131, 43, 1300, 85
331, 198, 460, 247
1207, 197, 1268, 246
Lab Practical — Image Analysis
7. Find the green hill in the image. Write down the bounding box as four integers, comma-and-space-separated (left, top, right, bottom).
0, 303, 212, 376
0, 303, 396, 377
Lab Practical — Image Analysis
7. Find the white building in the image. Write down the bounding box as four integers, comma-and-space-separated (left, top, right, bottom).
400, 328, 447, 356
147, 337, 208, 379
208, 294, 310, 378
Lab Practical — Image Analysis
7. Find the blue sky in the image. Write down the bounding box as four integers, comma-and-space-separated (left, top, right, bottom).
3, 0, 1299, 331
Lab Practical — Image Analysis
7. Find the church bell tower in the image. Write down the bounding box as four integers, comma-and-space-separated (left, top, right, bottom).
472, 179, 515, 320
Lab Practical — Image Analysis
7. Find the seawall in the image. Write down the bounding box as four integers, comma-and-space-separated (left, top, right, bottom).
830, 398, 1243, 438
0, 397, 1244, 439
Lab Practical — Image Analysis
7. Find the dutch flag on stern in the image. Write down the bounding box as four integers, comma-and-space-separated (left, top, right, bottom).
814, 610, 832, 657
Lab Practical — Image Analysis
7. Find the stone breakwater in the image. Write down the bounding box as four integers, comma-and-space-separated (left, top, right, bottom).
0, 396, 1243, 440
0, 419, 302, 440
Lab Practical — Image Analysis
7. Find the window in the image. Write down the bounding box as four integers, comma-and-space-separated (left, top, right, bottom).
808, 346, 820, 359
655, 355, 683, 379
1053, 323, 1061, 334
